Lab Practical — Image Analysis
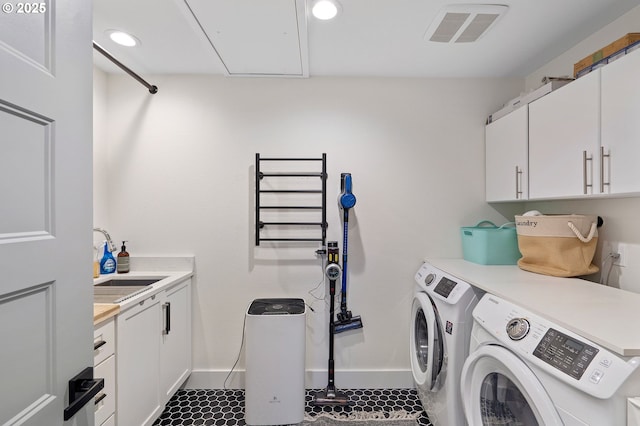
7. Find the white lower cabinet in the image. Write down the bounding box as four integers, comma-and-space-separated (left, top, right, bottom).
94, 355, 116, 425
160, 280, 192, 405
116, 278, 192, 426
94, 317, 116, 426
101, 414, 116, 426
117, 294, 162, 426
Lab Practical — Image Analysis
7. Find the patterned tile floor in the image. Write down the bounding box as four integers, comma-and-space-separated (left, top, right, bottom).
153, 388, 433, 426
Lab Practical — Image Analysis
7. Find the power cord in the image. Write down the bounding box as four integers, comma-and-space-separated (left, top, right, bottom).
600, 252, 621, 286
226, 252, 328, 388
223, 307, 248, 390
307, 253, 345, 316
308, 248, 343, 315
307, 255, 327, 303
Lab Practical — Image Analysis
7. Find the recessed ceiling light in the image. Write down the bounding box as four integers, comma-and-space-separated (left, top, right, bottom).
312, 0, 341, 20
106, 30, 140, 47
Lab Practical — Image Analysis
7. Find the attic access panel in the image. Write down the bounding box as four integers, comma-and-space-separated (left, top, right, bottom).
183, 0, 308, 77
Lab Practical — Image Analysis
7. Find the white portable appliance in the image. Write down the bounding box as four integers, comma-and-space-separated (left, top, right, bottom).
245, 298, 306, 425
410, 262, 483, 426
461, 294, 640, 425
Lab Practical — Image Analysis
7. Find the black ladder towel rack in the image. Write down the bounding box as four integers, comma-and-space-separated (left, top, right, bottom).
255, 153, 327, 246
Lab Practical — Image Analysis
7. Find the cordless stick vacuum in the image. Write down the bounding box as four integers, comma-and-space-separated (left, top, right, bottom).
313, 241, 350, 406
335, 173, 363, 334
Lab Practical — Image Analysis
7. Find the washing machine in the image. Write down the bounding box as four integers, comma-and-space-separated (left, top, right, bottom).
461, 293, 640, 426
410, 261, 483, 426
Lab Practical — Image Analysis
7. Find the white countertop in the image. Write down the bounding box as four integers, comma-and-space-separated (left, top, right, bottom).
427, 258, 640, 357
94, 256, 194, 311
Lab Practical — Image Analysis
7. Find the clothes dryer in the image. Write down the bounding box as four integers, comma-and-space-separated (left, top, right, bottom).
410, 262, 483, 426
461, 293, 640, 426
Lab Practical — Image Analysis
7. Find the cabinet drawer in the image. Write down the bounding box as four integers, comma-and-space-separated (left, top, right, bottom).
94, 317, 115, 365
100, 413, 115, 426
95, 354, 116, 426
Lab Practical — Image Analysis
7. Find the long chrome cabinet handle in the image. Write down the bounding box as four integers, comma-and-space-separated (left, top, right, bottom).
163, 302, 171, 335
583, 151, 593, 194
515, 166, 523, 199
600, 146, 610, 193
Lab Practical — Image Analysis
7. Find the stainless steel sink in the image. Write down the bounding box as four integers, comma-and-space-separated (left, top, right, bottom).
95, 278, 165, 287
94, 277, 167, 304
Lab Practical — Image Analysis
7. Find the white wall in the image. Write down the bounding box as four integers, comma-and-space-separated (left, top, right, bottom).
526, 5, 640, 89
94, 73, 522, 387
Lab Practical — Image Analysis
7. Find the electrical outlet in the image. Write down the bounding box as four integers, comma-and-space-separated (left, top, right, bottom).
603, 241, 626, 268
614, 243, 626, 267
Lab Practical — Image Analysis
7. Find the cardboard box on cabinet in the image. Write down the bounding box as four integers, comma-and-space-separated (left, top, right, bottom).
574, 33, 640, 77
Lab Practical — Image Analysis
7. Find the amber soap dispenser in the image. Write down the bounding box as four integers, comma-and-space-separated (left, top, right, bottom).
117, 241, 130, 273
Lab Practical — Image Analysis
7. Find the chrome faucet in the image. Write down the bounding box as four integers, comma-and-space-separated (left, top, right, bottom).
93, 227, 117, 253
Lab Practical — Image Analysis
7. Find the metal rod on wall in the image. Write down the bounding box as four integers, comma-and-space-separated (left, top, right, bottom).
92, 42, 158, 94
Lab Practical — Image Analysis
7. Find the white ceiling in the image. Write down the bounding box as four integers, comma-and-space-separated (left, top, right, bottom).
93, 0, 640, 79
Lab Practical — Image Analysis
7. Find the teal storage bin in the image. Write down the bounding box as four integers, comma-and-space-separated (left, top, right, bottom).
460, 220, 521, 265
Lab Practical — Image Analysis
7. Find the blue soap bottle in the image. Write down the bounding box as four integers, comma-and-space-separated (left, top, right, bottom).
99, 241, 116, 274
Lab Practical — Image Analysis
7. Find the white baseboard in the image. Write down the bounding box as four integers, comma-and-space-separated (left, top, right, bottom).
184, 369, 414, 390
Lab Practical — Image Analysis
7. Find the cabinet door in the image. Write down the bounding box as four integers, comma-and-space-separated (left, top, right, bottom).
485, 106, 528, 202
94, 318, 116, 426
160, 280, 192, 405
94, 318, 115, 366
601, 48, 640, 195
528, 71, 600, 199
117, 296, 162, 426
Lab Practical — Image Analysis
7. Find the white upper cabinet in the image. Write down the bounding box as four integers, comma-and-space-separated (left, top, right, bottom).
486, 48, 640, 202
601, 48, 640, 195
528, 70, 600, 199
485, 106, 528, 202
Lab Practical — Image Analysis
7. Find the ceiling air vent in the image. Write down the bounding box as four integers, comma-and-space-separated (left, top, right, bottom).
424, 4, 508, 43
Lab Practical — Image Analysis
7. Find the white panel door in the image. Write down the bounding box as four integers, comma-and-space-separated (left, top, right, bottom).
0, 1, 93, 425
485, 106, 528, 202
601, 48, 640, 195
528, 71, 600, 199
